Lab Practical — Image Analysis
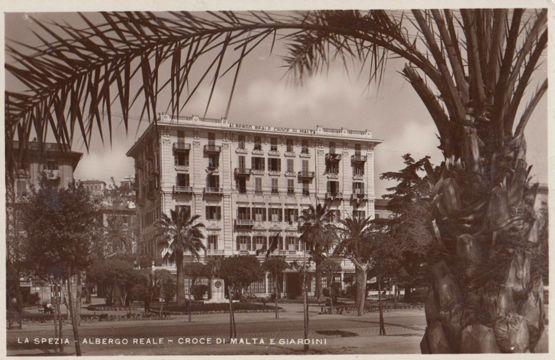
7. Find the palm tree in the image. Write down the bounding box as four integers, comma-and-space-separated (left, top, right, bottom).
155, 207, 205, 305
297, 202, 336, 350
6, 10, 547, 353
334, 215, 374, 316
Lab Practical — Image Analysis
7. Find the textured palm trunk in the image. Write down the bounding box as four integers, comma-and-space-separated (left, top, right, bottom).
175, 251, 185, 305
355, 267, 367, 316
420, 109, 546, 353
274, 274, 279, 319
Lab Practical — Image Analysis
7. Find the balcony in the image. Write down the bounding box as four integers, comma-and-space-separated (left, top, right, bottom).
298, 171, 315, 180
234, 167, 251, 177
235, 147, 247, 154
353, 173, 365, 180
173, 142, 191, 151
235, 219, 255, 228
173, 185, 193, 194
284, 151, 296, 157
268, 170, 281, 176
251, 168, 265, 175
325, 152, 342, 162
204, 187, 223, 196
285, 171, 296, 177
204, 144, 221, 153
299, 150, 310, 158
252, 148, 264, 155
351, 191, 368, 203
325, 192, 343, 201
268, 149, 280, 157
206, 249, 224, 256
351, 153, 367, 163
43, 169, 60, 180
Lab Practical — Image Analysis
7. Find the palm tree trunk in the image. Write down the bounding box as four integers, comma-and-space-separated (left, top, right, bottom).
228, 286, 236, 339
302, 268, 309, 352
378, 276, 386, 336
188, 289, 192, 322
176, 252, 185, 305
274, 274, 279, 319
329, 277, 335, 314
66, 278, 82, 356
356, 267, 367, 316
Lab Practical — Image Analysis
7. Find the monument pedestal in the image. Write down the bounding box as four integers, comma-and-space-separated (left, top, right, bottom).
205, 278, 226, 303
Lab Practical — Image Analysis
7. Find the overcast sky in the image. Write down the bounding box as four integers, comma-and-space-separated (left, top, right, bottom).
5, 11, 548, 196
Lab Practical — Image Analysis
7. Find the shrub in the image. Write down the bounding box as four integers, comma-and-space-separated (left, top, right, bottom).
191, 284, 208, 300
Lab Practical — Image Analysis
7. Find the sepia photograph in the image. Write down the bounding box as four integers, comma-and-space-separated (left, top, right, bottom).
2, 1, 550, 356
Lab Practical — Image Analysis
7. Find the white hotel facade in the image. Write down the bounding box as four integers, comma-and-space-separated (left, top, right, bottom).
127, 114, 381, 298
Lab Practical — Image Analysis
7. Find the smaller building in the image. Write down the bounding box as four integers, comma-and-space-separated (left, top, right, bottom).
80, 179, 107, 198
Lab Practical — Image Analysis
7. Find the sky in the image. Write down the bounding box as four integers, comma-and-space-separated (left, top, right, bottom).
4, 11, 548, 196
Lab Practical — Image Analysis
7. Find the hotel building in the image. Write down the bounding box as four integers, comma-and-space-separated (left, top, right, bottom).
127, 114, 382, 298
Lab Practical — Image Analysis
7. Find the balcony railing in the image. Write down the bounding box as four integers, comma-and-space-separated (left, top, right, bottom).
173, 142, 191, 151
325, 192, 343, 201
284, 151, 296, 157
268, 149, 280, 156
234, 167, 251, 177
252, 148, 264, 155
268, 170, 281, 176
235, 147, 247, 154
251, 169, 265, 175
173, 185, 193, 194
43, 169, 60, 180
297, 171, 315, 179
353, 173, 364, 180
235, 219, 255, 227
325, 152, 342, 162
204, 144, 221, 153
300, 150, 310, 158
204, 187, 223, 195
206, 249, 224, 256
351, 191, 368, 202
351, 154, 367, 163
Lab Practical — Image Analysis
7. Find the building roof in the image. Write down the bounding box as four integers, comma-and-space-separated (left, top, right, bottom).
12, 140, 82, 169
127, 114, 383, 157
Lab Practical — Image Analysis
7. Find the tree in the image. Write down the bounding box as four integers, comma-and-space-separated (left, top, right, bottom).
155, 207, 205, 305
217, 255, 262, 338
379, 155, 438, 301
261, 256, 289, 319
334, 215, 374, 316
21, 181, 100, 356
297, 202, 336, 350
183, 261, 210, 322
86, 256, 141, 306
6, 10, 547, 353
317, 258, 342, 314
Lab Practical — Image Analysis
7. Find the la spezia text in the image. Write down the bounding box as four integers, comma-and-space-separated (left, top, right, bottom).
17, 337, 327, 346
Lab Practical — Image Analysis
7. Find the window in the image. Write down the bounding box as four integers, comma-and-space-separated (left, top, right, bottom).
176, 204, 191, 218
208, 235, 218, 250
252, 208, 266, 221
237, 178, 247, 193
302, 160, 309, 172
177, 130, 185, 141
302, 182, 309, 196
16, 179, 27, 197
286, 139, 293, 152
301, 140, 309, 154
253, 236, 266, 250
252, 157, 265, 171
255, 177, 262, 193
254, 136, 262, 150
327, 181, 340, 194
176, 173, 190, 187
208, 154, 219, 169
271, 178, 279, 194
270, 208, 282, 222
268, 158, 281, 172
328, 210, 341, 222
206, 206, 221, 220
270, 137, 278, 151
237, 236, 251, 251
208, 132, 215, 144
46, 160, 59, 170
207, 175, 219, 188
354, 164, 365, 176
287, 159, 294, 173
329, 142, 336, 154
238, 135, 245, 149
353, 182, 364, 194
238, 156, 246, 170
355, 143, 361, 154
175, 151, 189, 166
353, 210, 366, 221
285, 208, 298, 223
287, 179, 295, 194
286, 237, 298, 251
326, 161, 339, 174
237, 207, 251, 220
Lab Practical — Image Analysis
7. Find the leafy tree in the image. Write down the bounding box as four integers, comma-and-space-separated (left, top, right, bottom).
6, 10, 547, 353
153, 269, 176, 304
21, 181, 100, 356
262, 255, 289, 319
184, 261, 210, 321
379, 154, 438, 301
86, 257, 141, 306
217, 255, 262, 338
155, 207, 205, 305
334, 215, 374, 316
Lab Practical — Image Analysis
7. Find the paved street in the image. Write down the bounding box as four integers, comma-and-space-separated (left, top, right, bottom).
7, 304, 426, 355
